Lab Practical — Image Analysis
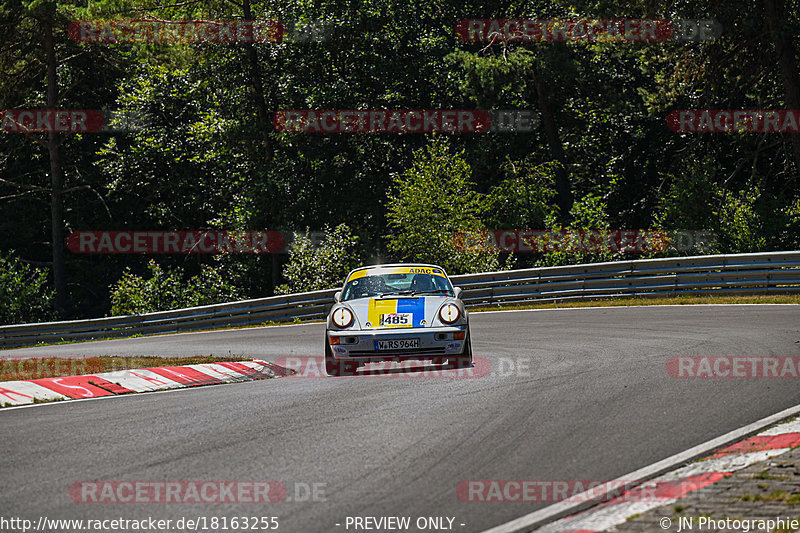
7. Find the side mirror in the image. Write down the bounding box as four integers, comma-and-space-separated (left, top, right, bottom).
453, 287, 463, 299
334, 291, 342, 303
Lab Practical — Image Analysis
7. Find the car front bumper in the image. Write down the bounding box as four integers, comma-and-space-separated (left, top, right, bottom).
327, 325, 468, 361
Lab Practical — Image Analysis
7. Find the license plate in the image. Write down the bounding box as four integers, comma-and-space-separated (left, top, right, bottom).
375, 338, 420, 350
379, 312, 413, 327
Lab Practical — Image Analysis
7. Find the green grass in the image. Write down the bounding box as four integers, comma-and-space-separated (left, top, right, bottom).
1, 396, 66, 409
753, 470, 787, 481
739, 490, 800, 504
32, 397, 65, 404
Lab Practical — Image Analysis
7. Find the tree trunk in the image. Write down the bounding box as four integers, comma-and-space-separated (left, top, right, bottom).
763, 0, 800, 184
242, 0, 273, 161
532, 65, 573, 221
43, 13, 67, 316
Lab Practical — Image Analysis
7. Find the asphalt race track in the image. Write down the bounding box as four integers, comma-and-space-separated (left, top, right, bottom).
1, 305, 799, 533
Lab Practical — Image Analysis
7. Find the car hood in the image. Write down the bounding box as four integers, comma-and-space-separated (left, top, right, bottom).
344, 295, 455, 329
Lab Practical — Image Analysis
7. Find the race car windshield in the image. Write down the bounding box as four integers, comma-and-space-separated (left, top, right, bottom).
341, 272, 454, 301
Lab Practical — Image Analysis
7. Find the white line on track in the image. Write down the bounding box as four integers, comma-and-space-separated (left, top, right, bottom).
480, 402, 800, 533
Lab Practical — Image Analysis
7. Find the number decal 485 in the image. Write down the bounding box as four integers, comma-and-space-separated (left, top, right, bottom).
380, 312, 412, 327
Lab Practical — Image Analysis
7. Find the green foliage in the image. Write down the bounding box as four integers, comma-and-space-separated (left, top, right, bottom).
534, 192, 616, 266
568, 192, 610, 230
2, 0, 800, 317
109, 260, 240, 316
97, 64, 247, 228
485, 160, 559, 230
0, 252, 55, 325
655, 164, 800, 254
445, 49, 538, 109
275, 224, 362, 294
653, 163, 719, 232
386, 137, 504, 274
717, 189, 767, 252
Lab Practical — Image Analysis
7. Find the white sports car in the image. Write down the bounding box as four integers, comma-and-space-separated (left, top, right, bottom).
324, 263, 472, 376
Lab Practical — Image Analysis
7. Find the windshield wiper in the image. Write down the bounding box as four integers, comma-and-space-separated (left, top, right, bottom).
378, 290, 414, 298
409, 289, 451, 295
378, 289, 451, 298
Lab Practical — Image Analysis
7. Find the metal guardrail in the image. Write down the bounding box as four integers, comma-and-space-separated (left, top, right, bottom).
1, 251, 798, 349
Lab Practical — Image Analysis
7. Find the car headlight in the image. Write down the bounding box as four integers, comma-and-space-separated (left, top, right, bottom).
439, 303, 460, 324
331, 307, 354, 328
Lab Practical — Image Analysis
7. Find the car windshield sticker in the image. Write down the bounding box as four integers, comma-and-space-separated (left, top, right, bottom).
368, 298, 425, 328
348, 266, 445, 281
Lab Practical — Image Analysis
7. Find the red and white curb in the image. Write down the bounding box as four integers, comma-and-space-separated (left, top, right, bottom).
535, 417, 800, 533
0, 359, 289, 407
480, 405, 800, 533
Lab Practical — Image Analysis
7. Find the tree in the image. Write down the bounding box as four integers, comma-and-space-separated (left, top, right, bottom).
275, 224, 361, 294
386, 137, 503, 274
109, 260, 241, 316
0, 251, 55, 324
1, 0, 136, 316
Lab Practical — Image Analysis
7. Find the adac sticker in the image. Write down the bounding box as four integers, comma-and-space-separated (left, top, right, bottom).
348, 266, 445, 281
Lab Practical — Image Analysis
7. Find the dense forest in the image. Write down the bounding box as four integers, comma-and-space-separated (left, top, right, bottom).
1, 0, 799, 323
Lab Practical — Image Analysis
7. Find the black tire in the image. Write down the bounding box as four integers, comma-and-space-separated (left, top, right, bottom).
447, 333, 473, 369
324, 341, 357, 376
